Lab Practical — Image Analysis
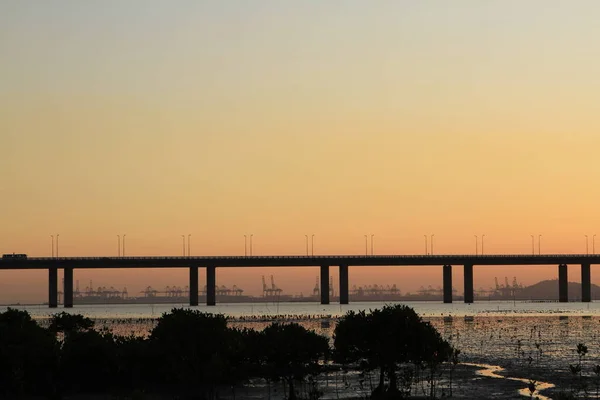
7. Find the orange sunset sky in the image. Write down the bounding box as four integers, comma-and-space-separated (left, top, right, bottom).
2, 1, 600, 303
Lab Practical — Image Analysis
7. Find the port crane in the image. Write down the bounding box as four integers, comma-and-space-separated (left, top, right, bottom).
351, 283, 402, 297
493, 276, 524, 298
262, 275, 282, 297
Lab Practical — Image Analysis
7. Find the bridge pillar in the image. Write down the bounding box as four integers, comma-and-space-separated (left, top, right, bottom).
206, 266, 216, 306
443, 265, 452, 304
320, 265, 330, 305
339, 265, 349, 305
463, 264, 474, 304
64, 267, 73, 308
189, 267, 199, 306
49, 268, 58, 308
581, 263, 591, 303
558, 264, 568, 303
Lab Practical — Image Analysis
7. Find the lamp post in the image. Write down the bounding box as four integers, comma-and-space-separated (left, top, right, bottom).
51, 235, 54, 258
181, 235, 185, 256
188, 234, 191, 256
538, 234, 542, 255
585, 235, 589, 255
482, 234, 485, 255
305, 235, 309, 256
122, 234, 126, 256
530, 235, 534, 255
474, 235, 478, 255
311, 234, 315, 256
117, 235, 121, 257
56, 234, 59, 258
424, 235, 428, 255
430, 234, 434, 255
371, 234, 374, 255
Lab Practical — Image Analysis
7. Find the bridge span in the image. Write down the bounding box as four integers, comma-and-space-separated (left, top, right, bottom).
1, 254, 598, 308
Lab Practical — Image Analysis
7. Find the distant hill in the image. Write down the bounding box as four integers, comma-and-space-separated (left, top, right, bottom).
516, 279, 600, 301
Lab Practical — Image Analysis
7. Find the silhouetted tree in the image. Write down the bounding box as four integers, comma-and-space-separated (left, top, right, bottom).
113, 334, 152, 393
419, 321, 453, 398
49, 312, 94, 338
0, 308, 58, 398
334, 304, 452, 399
58, 329, 118, 395
148, 308, 231, 397
262, 322, 329, 400
226, 327, 264, 387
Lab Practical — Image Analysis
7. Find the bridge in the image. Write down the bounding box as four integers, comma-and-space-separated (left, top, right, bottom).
1, 254, 598, 308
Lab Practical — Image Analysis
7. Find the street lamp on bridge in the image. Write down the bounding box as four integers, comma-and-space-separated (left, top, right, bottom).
364, 234, 374, 255
305, 235, 309, 256
474, 235, 478, 255
530, 235, 534, 255
244, 235, 253, 256
538, 235, 542, 255
371, 234, 375, 255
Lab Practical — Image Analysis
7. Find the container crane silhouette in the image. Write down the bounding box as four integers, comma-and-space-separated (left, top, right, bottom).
270, 275, 282, 296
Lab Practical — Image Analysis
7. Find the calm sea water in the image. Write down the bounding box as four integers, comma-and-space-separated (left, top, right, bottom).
3, 300, 599, 319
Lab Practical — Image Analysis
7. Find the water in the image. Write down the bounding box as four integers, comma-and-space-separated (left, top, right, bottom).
467, 363, 555, 400
4, 299, 599, 319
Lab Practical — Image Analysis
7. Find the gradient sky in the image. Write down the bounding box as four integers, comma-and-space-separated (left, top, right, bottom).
2, 1, 600, 303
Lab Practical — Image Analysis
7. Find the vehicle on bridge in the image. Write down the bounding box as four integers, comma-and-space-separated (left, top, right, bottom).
2, 253, 28, 259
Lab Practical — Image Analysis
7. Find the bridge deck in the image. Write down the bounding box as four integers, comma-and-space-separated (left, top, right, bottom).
1, 254, 599, 269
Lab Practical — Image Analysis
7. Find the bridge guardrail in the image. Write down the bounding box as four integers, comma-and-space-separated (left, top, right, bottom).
6, 254, 599, 262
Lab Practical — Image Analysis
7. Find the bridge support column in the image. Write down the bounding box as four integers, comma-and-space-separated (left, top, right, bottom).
443, 265, 452, 304
339, 265, 349, 305
49, 268, 58, 308
189, 267, 199, 306
206, 266, 216, 306
320, 265, 330, 305
582, 263, 591, 303
64, 267, 73, 308
464, 264, 474, 304
558, 264, 568, 303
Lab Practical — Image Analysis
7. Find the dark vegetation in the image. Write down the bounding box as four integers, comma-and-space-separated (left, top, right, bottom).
0, 305, 452, 399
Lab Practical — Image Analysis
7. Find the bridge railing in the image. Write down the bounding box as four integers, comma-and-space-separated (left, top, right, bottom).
10, 254, 599, 262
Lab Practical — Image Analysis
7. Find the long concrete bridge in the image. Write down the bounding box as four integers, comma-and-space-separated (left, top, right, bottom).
1, 254, 598, 308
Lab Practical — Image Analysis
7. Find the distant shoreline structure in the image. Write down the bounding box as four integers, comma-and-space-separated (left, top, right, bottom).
3, 279, 599, 307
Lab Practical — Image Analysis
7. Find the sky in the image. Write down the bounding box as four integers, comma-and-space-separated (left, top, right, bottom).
2, 1, 600, 303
